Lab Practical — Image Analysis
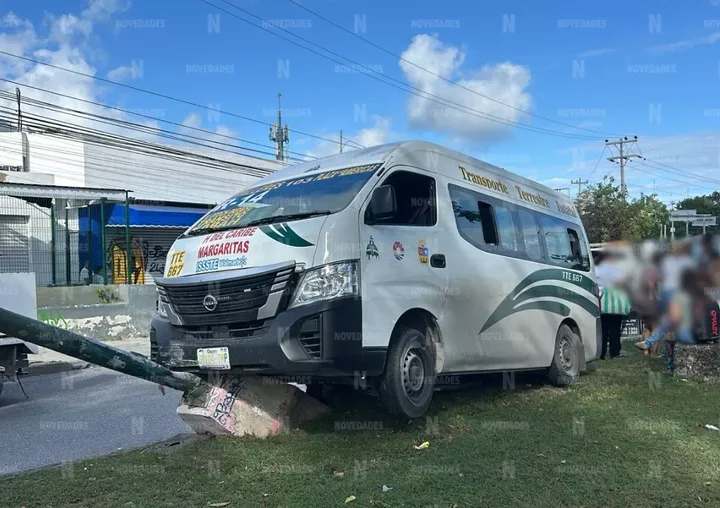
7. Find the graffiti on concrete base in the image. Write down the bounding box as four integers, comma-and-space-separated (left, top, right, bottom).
210, 377, 246, 430
38, 309, 68, 329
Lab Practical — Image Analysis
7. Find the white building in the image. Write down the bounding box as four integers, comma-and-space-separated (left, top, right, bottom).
0, 131, 287, 286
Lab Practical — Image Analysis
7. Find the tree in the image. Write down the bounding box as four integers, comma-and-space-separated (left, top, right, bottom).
577, 176, 669, 243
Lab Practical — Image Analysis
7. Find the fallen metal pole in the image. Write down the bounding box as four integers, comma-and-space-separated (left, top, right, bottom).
0, 307, 206, 395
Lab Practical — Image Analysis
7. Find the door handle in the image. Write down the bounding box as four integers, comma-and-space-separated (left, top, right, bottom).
430, 254, 446, 268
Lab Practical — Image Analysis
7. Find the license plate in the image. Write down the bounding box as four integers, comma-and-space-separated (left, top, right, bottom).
196, 347, 230, 370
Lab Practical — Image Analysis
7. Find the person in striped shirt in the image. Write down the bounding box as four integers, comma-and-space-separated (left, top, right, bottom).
596, 249, 629, 359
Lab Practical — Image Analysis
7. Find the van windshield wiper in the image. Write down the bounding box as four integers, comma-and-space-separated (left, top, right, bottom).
184, 225, 240, 237
245, 210, 332, 227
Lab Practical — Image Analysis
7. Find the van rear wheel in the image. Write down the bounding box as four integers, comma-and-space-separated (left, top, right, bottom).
548, 324, 581, 386
379, 324, 436, 419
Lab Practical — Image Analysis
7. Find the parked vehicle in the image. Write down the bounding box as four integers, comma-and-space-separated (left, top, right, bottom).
0, 273, 38, 397
151, 141, 600, 418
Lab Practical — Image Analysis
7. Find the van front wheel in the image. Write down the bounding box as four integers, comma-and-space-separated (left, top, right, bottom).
548, 324, 581, 386
379, 325, 436, 419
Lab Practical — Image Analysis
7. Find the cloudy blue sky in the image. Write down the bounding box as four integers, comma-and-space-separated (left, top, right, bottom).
2, 0, 720, 204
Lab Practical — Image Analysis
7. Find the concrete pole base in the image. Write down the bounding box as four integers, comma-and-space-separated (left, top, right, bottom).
176, 375, 330, 438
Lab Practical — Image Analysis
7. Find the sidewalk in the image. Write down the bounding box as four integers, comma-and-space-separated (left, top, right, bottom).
27, 337, 151, 376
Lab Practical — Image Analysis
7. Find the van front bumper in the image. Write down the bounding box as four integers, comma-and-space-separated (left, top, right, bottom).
150, 296, 386, 378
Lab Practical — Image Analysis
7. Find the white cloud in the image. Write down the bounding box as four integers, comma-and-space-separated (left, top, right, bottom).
306, 115, 393, 159
107, 63, 140, 81
577, 48, 615, 58
645, 31, 720, 55
399, 34, 532, 140
177, 113, 239, 149
82, 0, 131, 22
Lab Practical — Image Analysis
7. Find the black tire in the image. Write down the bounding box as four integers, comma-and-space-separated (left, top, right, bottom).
548, 324, 582, 386
379, 324, 436, 419
0, 381, 4, 398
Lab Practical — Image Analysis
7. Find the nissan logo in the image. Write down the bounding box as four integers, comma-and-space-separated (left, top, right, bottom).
203, 294, 218, 312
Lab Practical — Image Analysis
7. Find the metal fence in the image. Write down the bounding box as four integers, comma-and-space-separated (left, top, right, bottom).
0, 182, 136, 287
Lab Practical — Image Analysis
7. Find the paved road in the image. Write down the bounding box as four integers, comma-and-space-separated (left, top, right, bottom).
0, 367, 192, 477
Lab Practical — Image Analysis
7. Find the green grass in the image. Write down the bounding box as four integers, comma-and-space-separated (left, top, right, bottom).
4, 346, 720, 508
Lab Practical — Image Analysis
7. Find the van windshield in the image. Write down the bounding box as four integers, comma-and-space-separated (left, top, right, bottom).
185, 163, 381, 236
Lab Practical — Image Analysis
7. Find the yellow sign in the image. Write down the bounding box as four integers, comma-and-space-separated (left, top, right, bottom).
459, 166, 509, 194
166, 251, 185, 277
556, 201, 578, 217
191, 206, 253, 233
515, 185, 550, 208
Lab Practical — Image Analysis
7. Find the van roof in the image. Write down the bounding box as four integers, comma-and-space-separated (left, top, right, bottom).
255, 140, 578, 218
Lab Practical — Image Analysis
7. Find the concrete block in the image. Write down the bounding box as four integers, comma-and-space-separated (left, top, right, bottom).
674, 342, 720, 382
177, 375, 330, 438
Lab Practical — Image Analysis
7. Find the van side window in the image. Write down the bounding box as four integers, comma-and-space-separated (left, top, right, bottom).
518, 209, 543, 260
539, 215, 574, 266
367, 170, 437, 226
569, 228, 591, 270
450, 186, 488, 246
493, 202, 519, 251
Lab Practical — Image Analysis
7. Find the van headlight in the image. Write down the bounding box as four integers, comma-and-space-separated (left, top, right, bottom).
156, 287, 169, 318
289, 261, 359, 308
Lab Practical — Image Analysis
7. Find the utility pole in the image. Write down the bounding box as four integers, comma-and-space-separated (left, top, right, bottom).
269, 93, 289, 161
16, 87, 22, 132
605, 136, 641, 199
570, 178, 588, 198
339, 130, 343, 153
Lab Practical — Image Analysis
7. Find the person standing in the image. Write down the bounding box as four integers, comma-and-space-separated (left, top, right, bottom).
596, 248, 630, 359
80, 261, 92, 285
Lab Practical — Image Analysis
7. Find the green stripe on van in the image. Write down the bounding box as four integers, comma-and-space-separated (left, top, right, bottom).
259, 223, 314, 247
479, 268, 600, 334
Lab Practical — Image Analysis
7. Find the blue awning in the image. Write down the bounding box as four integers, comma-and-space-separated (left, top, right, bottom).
106, 204, 208, 228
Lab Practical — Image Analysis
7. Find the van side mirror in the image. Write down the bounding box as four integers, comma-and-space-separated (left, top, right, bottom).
366, 185, 396, 223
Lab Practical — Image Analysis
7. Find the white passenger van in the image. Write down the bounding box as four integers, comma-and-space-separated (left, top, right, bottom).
152, 141, 601, 418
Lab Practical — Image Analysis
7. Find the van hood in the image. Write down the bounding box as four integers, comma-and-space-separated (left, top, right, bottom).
164, 216, 326, 278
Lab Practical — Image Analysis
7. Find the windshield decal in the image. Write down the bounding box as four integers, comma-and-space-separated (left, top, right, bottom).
259, 223, 314, 247
188, 163, 381, 234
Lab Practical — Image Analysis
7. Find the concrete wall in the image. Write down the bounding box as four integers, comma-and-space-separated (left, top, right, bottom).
36, 284, 157, 340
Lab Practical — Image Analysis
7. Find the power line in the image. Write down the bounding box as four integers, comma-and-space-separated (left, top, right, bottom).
0, 107, 275, 178
587, 145, 608, 181
0, 79, 314, 162
0, 50, 362, 150
205, 0, 603, 141
285, 0, 623, 139
0, 91, 302, 166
